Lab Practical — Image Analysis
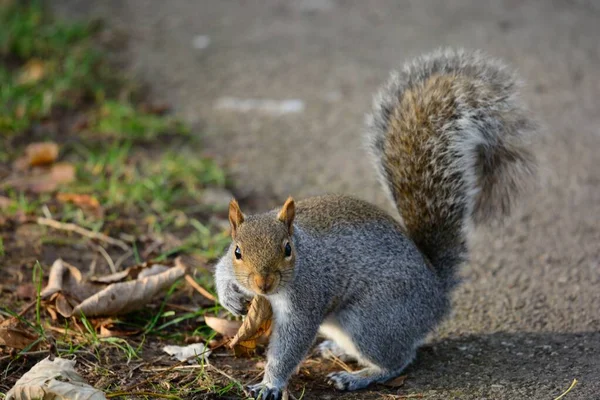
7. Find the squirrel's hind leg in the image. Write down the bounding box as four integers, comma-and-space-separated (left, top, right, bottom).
317, 340, 356, 363
326, 364, 408, 391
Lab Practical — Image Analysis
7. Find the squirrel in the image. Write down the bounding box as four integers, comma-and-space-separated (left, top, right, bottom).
214, 48, 537, 400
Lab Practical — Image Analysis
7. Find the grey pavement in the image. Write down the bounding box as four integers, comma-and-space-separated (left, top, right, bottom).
52, 1, 600, 399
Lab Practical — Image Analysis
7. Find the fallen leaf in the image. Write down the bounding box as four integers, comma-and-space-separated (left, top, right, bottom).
382, 375, 407, 388
97, 319, 140, 338
229, 296, 273, 347
17, 59, 46, 85
163, 343, 211, 363
204, 316, 241, 338
5, 356, 107, 400
55, 293, 74, 318
4, 162, 76, 193
50, 162, 76, 184
89, 263, 169, 284
56, 193, 101, 210
205, 297, 273, 357
41, 259, 185, 318
24, 142, 59, 166
229, 296, 273, 357
16, 283, 35, 300
41, 259, 98, 301
0, 318, 39, 350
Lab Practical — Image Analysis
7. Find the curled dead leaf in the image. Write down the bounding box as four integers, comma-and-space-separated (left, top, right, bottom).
40, 259, 96, 301
204, 316, 241, 338
163, 343, 211, 363
72, 264, 185, 317
89, 263, 169, 284
41, 259, 185, 318
6, 357, 107, 400
229, 296, 273, 356
229, 296, 273, 347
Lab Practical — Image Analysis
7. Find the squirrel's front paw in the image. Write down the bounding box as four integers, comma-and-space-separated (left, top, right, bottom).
247, 383, 282, 400
219, 283, 249, 316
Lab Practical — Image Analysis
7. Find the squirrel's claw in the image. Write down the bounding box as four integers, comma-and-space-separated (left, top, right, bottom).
220, 283, 250, 316
327, 371, 365, 391
247, 383, 282, 400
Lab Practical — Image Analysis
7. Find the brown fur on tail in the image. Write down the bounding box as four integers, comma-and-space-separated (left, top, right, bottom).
366, 48, 537, 277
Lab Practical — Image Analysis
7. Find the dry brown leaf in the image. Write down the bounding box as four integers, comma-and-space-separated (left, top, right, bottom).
17, 59, 46, 85
16, 283, 35, 300
382, 374, 407, 388
24, 142, 59, 166
4, 162, 76, 193
89, 263, 169, 284
228, 296, 273, 356
5, 357, 107, 400
41, 259, 98, 301
55, 293, 74, 318
0, 318, 39, 350
50, 162, 76, 184
56, 193, 101, 210
97, 319, 140, 338
30, 163, 75, 193
206, 297, 273, 357
72, 264, 184, 317
229, 296, 272, 346
204, 316, 241, 338
41, 259, 184, 318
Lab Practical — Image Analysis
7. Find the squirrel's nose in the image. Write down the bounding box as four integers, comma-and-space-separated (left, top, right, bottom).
254, 274, 275, 293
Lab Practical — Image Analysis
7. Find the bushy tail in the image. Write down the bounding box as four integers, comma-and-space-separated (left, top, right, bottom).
366, 48, 537, 280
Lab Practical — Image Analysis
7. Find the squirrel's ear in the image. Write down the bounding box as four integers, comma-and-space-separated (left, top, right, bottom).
277, 196, 295, 235
228, 199, 244, 237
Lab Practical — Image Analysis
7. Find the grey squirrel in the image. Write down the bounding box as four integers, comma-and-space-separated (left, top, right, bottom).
214, 48, 537, 399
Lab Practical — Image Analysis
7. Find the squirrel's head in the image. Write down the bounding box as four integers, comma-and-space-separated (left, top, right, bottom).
228, 197, 296, 296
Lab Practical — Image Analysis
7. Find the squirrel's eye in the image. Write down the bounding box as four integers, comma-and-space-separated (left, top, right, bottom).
234, 245, 242, 260
284, 242, 292, 257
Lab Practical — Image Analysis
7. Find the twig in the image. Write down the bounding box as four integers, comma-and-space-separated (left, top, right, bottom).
323, 350, 353, 372
107, 391, 182, 399
37, 217, 129, 250
141, 364, 208, 372
207, 363, 244, 389
95, 244, 116, 274
122, 342, 227, 391
114, 249, 134, 270
554, 379, 578, 400
184, 274, 217, 302
18, 301, 36, 317
89, 253, 99, 276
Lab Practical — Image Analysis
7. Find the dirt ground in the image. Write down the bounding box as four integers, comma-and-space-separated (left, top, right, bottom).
48, 1, 600, 399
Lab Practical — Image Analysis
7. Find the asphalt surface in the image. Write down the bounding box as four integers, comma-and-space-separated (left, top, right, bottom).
52, 1, 600, 399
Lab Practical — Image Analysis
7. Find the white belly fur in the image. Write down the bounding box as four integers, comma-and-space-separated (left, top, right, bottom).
319, 318, 363, 361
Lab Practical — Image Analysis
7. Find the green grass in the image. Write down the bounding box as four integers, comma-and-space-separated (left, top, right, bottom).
91, 101, 189, 140
0, 0, 230, 258
0, 1, 239, 397
0, 0, 112, 134
69, 142, 226, 213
